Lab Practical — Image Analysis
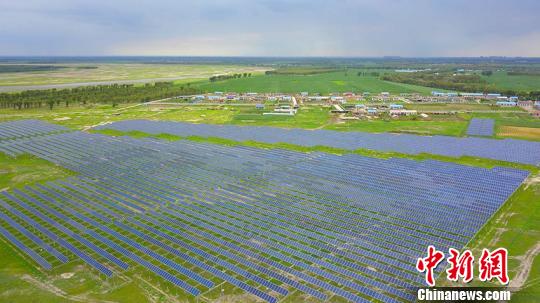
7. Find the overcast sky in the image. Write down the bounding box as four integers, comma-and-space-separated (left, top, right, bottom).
1, 0, 539, 57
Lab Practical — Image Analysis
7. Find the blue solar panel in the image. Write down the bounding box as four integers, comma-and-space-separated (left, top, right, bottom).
96, 120, 540, 165
467, 118, 495, 136
0, 225, 52, 270
0, 120, 67, 142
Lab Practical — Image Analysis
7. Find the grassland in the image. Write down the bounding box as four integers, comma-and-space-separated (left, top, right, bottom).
481, 71, 540, 92
0, 153, 74, 191
194, 69, 437, 94
0, 64, 266, 87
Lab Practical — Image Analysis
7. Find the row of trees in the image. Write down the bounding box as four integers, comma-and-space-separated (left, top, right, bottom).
481, 70, 493, 76
0, 82, 200, 110
209, 73, 252, 82
357, 71, 380, 77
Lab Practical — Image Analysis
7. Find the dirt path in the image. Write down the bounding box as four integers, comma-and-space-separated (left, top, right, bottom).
524, 174, 540, 189
83, 121, 113, 132
21, 274, 66, 297
509, 242, 540, 290
20, 274, 116, 303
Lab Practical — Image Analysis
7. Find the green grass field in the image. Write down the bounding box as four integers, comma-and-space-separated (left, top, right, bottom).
0, 153, 74, 190
194, 69, 437, 94
481, 71, 540, 92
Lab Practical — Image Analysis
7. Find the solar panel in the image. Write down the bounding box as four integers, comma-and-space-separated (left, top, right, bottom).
96, 119, 540, 165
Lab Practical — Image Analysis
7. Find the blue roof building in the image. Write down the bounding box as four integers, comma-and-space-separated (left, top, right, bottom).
496, 101, 517, 107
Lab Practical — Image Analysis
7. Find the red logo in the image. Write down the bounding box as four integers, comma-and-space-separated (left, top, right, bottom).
479, 248, 509, 285
416, 245, 445, 286
446, 248, 474, 283
417, 246, 508, 286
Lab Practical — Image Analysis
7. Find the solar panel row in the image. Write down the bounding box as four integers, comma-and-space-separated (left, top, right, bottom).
96, 119, 540, 165
0, 119, 67, 141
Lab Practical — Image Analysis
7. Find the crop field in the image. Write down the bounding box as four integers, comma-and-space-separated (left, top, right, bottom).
194, 69, 437, 94
499, 126, 540, 141
0, 64, 266, 89
0, 120, 535, 303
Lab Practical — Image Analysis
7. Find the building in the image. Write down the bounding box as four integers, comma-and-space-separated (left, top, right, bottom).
461, 93, 484, 99
367, 108, 378, 115
509, 96, 519, 102
281, 95, 292, 101
300, 92, 309, 96
496, 101, 517, 107
330, 96, 345, 104
486, 93, 502, 99
535, 101, 540, 109
207, 95, 222, 101
255, 104, 265, 109
308, 96, 328, 102
355, 104, 366, 109
432, 91, 458, 97
390, 109, 417, 116
518, 101, 533, 109
389, 104, 404, 110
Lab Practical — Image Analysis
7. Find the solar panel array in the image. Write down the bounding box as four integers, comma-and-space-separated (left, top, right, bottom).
466, 118, 495, 137
0, 119, 68, 141
0, 120, 530, 303
96, 120, 540, 165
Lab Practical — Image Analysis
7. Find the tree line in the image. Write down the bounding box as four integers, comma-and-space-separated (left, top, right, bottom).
209, 73, 252, 82
357, 71, 380, 77
0, 82, 200, 110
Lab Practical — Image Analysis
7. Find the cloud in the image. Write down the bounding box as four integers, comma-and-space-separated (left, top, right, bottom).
0, 0, 539, 56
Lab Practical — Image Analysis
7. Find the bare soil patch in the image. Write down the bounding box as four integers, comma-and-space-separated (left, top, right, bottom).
510, 242, 540, 290
499, 126, 540, 140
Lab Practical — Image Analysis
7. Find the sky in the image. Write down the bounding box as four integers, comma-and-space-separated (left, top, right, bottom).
1, 0, 539, 57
